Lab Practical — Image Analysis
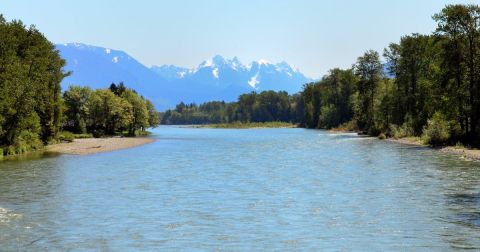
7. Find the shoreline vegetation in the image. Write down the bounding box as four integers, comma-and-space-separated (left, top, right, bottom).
387, 137, 480, 161
0, 13, 160, 160
46, 137, 155, 155
3, 4, 480, 161
330, 126, 480, 161
192, 121, 297, 129
161, 4, 480, 162
330, 125, 480, 161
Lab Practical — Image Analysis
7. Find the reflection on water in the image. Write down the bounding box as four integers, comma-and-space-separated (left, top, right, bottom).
0, 126, 479, 250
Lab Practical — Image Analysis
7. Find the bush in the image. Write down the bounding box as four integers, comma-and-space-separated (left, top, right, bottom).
92, 129, 105, 138
5, 131, 44, 155
389, 122, 414, 139
378, 133, 386, 139
330, 120, 358, 132
73, 133, 93, 139
58, 131, 75, 142
422, 112, 450, 146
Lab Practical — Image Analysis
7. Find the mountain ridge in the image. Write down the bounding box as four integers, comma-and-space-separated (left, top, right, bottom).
57, 43, 313, 110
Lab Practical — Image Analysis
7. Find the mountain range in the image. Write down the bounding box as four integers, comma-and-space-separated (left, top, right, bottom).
56, 43, 313, 110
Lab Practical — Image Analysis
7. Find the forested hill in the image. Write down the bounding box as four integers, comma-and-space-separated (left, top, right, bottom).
0, 16, 159, 157
162, 4, 480, 147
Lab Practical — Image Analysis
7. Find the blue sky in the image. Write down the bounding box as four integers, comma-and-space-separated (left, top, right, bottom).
1, 0, 476, 77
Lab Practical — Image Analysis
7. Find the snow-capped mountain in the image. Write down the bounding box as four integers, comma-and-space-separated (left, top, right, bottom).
151, 65, 190, 81
57, 43, 165, 91
57, 43, 313, 110
151, 55, 312, 94
57, 43, 178, 110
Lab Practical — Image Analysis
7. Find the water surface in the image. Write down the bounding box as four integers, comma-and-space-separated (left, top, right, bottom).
1, 126, 479, 250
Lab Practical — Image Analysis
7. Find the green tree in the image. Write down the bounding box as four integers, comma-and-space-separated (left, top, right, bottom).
146, 99, 160, 128
0, 16, 67, 153
434, 4, 480, 143
121, 90, 149, 135
354, 50, 383, 133
384, 34, 438, 134
63, 86, 92, 133
87, 89, 133, 136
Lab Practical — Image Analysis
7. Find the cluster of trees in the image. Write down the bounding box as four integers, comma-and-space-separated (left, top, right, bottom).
63, 82, 160, 137
0, 16, 67, 155
304, 4, 480, 146
161, 91, 304, 125
0, 16, 160, 156
164, 4, 480, 147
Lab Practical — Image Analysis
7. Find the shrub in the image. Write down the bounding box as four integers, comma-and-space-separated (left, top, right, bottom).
422, 112, 450, 146
389, 122, 414, 139
58, 131, 75, 142
92, 129, 105, 138
4, 131, 43, 155
73, 133, 93, 139
378, 133, 386, 139
330, 120, 358, 132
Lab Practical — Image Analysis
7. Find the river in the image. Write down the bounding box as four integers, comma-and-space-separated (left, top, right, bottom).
1, 126, 479, 250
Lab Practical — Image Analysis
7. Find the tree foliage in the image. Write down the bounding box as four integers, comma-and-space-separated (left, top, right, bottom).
0, 16, 67, 154
64, 83, 160, 137
163, 4, 480, 146
161, 91, 303, 125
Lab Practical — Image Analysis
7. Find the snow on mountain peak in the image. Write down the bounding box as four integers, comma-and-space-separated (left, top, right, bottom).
248, 74, 260, 89
201, 59, 214, 68
148, 54, 312, 93
212, 68, 219, 78
257, 59, 271, 65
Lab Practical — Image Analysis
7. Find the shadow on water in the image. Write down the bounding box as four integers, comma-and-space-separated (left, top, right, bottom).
1, 150, 61, 164
446, 193, 480, 228
448, 193, 480, 206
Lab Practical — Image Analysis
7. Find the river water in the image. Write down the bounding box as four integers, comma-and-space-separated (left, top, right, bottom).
0, 126, 479, 250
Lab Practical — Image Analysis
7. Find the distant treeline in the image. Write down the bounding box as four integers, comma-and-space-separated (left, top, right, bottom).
161, 91, 303, 125
0, 15, 159, 156
162, 4, 480, 147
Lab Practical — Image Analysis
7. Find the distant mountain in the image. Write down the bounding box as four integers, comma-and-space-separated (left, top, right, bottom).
57, 43, 313, 110
151, 65, 189, 81
151, 55, 312, 95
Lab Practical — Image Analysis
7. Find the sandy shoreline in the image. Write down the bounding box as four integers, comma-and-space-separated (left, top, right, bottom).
46, 137, 155, 155
386, 138, 480, 161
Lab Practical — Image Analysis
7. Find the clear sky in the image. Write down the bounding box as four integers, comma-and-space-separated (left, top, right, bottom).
1, 0, 477, 78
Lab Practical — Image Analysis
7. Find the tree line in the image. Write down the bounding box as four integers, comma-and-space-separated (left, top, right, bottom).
0, 16, 159, 156
163, 4, 480, 147
304, 4, 480, 146
161, 91, 304, 125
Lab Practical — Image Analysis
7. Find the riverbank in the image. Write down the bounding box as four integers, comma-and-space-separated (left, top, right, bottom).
327, 128, 480, 161
386, 137, 480, 161
46, 137, 155, 155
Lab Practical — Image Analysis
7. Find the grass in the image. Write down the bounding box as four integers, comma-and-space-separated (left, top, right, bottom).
120, 130, 152, 137
73, 133, 94, 139
198, 121, 298, 129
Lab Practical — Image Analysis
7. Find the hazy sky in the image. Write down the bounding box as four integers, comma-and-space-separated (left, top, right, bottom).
1, 0, 476, 77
